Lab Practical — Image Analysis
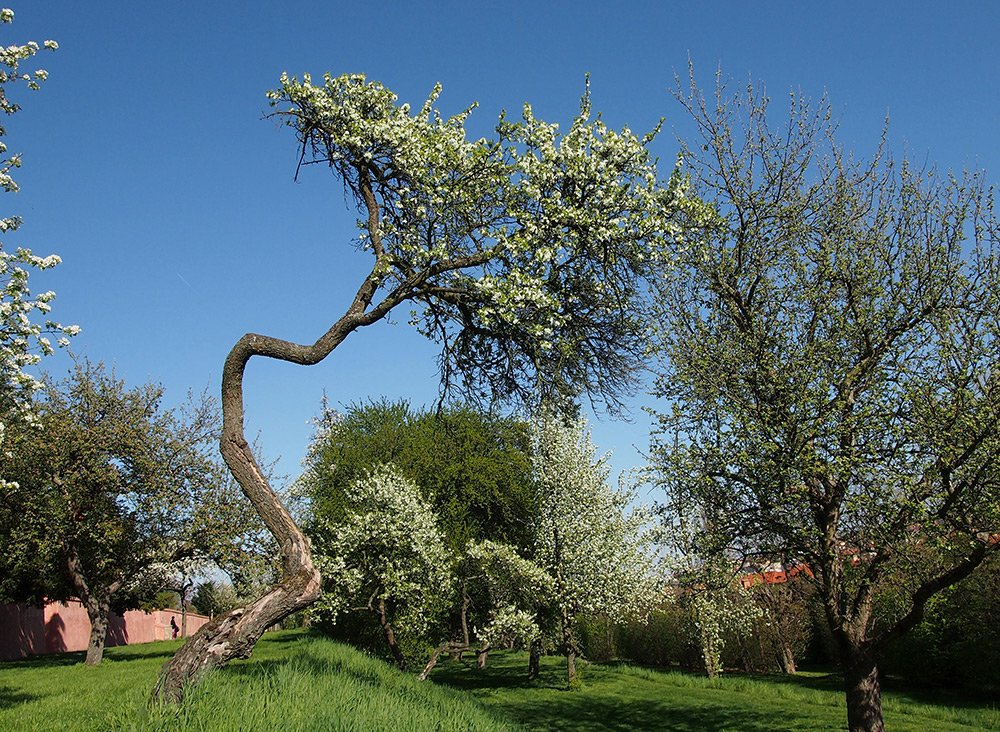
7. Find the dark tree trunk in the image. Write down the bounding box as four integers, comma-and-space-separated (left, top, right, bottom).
451, 588, 471, 661
527, 638, 541, 679
377, 597, 407, 670
64, 547, 118, 667
844, 650, 883, 732
476, 646, 490, 669
84, 596, 111, 666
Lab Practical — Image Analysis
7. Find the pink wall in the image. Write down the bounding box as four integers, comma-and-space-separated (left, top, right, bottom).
0, 599, 211, 661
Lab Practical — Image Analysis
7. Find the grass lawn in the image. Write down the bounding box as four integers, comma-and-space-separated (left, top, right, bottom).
428, 651, 1000, 732
1, 630, 997, 730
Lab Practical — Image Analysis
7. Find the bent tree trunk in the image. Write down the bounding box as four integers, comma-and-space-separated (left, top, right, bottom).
152, 315, 375, 702
151, 161, 478, 703
377, 597, 407, 670
844, 650, 883, 732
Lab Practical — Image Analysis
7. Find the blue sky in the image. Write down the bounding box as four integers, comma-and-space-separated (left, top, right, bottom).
9, 1, 1000, 489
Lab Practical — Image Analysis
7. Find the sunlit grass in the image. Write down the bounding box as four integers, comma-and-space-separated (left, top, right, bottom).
0, 630, 518, 731
2, 630, 997, 731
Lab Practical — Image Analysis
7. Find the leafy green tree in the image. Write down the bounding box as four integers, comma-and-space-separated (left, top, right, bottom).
0, 8, 75, 450
192, 581, 241, 619
651, 74, 1000, 732
532, 411, 660, 687
302, 399, 537, 554
158, 71, 693, 701
0, 360, 262, 665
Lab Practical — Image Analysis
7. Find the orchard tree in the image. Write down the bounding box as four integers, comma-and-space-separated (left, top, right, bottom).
155, 72, 695, 701
0, 8, 75, 451
299, 398, 537, 654
532, 412, 660, 686
651, 74, 1000, 732
311, 464, 453, 670
0, 360, 261, 665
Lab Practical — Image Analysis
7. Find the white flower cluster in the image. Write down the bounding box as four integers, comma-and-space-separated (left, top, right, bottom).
311, 464, 453, 634
475, 604, 540, 650
1, 10, 74, 458
268, 73, 704, 378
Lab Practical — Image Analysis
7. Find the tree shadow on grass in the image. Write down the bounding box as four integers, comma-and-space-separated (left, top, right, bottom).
0, 684, 41, 710
0, 651, 85, 669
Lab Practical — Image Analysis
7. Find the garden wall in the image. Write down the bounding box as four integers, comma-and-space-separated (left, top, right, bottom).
0, 599, 210, 660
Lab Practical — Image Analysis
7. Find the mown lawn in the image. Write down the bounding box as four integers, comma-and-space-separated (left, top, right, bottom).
1, 630, 997, 730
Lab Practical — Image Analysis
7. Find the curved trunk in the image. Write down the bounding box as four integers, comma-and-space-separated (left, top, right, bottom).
377, 597, 407, 671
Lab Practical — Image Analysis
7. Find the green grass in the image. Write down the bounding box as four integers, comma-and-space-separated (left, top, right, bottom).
0, 630, 518, 731
1, 631, 997, 730
428, 652, 1000, 731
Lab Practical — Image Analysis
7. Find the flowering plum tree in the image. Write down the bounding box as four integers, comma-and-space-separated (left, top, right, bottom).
532, 412, 660, 686
310, 464, 453, 670
155, 73, 693, 701
0, 8, 74, 455
652, 74, 1000, 732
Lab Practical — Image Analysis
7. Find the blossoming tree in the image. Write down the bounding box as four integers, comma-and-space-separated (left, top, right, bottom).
155, 73, 693, 701
532, 412, 661, 686
0, 8, 74, 455
311, 464, 453, 670
651, 74, 1000, 732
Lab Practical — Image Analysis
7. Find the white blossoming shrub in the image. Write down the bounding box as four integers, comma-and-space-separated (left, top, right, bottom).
475, 605, 540, 650
310, 464, 453, 639
465, 539, 554, 649
0, 9, 74, 455
690, 578, 764, 679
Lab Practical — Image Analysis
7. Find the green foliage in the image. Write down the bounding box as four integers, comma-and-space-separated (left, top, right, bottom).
0, 360, 266, 611
191, 580, 240, 618
302, 399, 537, 553
881, 552, 1000, 691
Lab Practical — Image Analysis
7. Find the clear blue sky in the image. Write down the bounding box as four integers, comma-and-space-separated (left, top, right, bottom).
9, 1, 1000, 488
